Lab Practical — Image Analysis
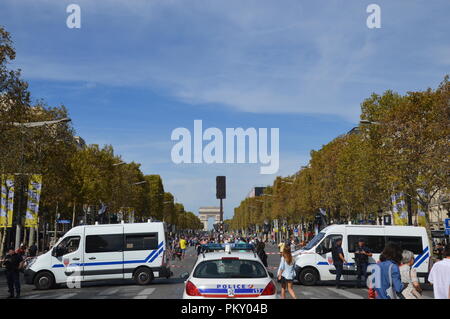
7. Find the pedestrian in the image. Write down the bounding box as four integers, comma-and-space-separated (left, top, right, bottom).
278, 239, 285, 255
28, 243, 38, 257
277, 246, 297, 299
331, 238, 347, 289
2, 248, 24, 298
434, 242, 444, 261
354, 238, 372, 288
256, 241, 268, 267
375, 242, 404, 299
290, 237, 296, 253
399, 250, 422, 299
428, 244, 450, 299
179, 236, 187, 259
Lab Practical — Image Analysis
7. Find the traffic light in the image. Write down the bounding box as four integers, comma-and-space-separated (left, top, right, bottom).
216, 176, 226, 199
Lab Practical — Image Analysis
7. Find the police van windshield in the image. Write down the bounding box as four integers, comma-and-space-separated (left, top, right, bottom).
193, 259, 267, 279
304, 232, 325, 250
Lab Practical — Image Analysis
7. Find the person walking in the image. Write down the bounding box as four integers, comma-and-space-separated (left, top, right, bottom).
354, 238, 372, 288
428, 244, 450, 299
277, 246, 297, 299
375, 243, 404, 299
2, 248, 24, 298
28, 243, 37, 257
399, 250, 422, 299
256, 241, 268, 267
331, 238, 347, 289
278, 239, 285, 255
179, 236, 187, 259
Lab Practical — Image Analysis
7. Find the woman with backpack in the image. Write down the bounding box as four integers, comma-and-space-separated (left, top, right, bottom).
375, 242, 404, 299
277, 246, 297, 299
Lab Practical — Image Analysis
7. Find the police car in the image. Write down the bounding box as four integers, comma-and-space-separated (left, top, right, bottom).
182, 243, 277, 299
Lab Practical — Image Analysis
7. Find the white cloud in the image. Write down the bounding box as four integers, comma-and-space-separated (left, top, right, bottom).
9, 0, 385, 121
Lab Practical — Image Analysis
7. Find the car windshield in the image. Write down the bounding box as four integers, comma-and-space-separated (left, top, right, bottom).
304, 232, 325, 250
193, 259, 267, 279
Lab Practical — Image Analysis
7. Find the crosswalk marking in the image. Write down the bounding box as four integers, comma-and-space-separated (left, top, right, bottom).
101, 288, 120, 295
55, 292, 78, 299
326, 287, 364, 299
133, 287, 155, 299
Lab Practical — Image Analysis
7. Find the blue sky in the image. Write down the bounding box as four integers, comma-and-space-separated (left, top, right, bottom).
1, 0, 449, 220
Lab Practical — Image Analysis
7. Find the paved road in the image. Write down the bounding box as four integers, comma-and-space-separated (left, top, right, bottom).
0, 244, 435, 299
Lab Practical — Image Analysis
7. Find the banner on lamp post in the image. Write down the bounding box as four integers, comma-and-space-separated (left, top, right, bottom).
25, 174, 43, 228
0, 175, 7, 227
391, 193, 408, 226
0, 175, 15, 228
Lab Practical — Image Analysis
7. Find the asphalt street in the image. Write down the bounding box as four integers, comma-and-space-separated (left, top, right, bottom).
0, 244, 435, 299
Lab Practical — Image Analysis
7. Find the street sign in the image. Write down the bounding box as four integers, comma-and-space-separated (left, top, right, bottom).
57, 219, 71, 224
445, 218, 450, 229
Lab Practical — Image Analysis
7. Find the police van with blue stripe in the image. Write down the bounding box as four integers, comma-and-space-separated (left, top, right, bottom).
182, 243, 277, 299
24, 221, 171, 289
293, 225, 430, 286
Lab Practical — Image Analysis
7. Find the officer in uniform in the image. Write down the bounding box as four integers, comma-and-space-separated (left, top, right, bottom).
331, 238, 347, 289
354, 238, 372, 288
3, 248, 24, 298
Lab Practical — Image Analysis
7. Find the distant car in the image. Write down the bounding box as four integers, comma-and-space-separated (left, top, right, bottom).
182, 244, 277, 299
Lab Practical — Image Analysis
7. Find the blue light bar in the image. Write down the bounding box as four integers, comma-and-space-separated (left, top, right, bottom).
200, 243, 255, 252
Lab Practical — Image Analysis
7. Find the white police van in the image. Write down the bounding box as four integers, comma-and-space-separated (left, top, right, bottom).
293, 225, 430, 285
24, 221, 171, 289
182, 243, 277, 299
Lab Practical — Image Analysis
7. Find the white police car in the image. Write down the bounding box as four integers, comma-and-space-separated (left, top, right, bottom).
182, 243, 277, 299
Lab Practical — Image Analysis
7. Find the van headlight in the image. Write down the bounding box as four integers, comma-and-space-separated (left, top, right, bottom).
25, 257, 37, 269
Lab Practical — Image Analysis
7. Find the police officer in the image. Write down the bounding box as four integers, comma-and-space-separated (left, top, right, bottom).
354, 238, 372, 288
3, 248, 24, 298
331, 238, 347, 289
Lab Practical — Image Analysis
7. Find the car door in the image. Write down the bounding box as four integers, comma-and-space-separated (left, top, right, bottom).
50, 235, 83, 284
315, 234, 343, 281
83, 226, 124, 281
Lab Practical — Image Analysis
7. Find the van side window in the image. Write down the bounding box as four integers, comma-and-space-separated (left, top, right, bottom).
318, 234, 342, 254
385, 236, 423, 254
348, 235, 385, 253
125, 233, 159, 251
56, 236, 80, 255
86, 234, 123, 253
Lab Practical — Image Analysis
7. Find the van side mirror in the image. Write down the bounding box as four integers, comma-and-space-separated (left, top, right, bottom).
52, 247, 65, 257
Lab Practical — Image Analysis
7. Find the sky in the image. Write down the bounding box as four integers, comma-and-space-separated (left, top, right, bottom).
1, 0, 449, 221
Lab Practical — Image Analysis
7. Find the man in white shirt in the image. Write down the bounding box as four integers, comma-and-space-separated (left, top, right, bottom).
428, 244, 450, 299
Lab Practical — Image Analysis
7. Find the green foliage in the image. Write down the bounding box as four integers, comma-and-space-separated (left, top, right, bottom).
231, 77, 450, 230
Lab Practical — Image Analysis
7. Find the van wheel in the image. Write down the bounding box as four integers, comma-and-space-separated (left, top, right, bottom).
34, 272, 55, 290
134, 267, 153, 285
298, 268, 318, 286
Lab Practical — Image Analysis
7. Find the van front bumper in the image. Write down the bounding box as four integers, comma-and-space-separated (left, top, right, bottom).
24, 269, 36, 285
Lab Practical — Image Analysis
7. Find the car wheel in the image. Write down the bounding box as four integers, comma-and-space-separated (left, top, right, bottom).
34, 272, 55, 290
134, 267, 153, 285
298, 268, 318, 286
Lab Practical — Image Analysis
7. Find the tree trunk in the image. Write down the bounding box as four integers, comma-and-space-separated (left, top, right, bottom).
0, 228, 5, 257
407, 194, 413, 226
28, 226, 34, 247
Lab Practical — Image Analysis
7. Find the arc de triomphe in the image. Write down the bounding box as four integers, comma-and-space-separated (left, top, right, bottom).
198, 207, 220, 231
